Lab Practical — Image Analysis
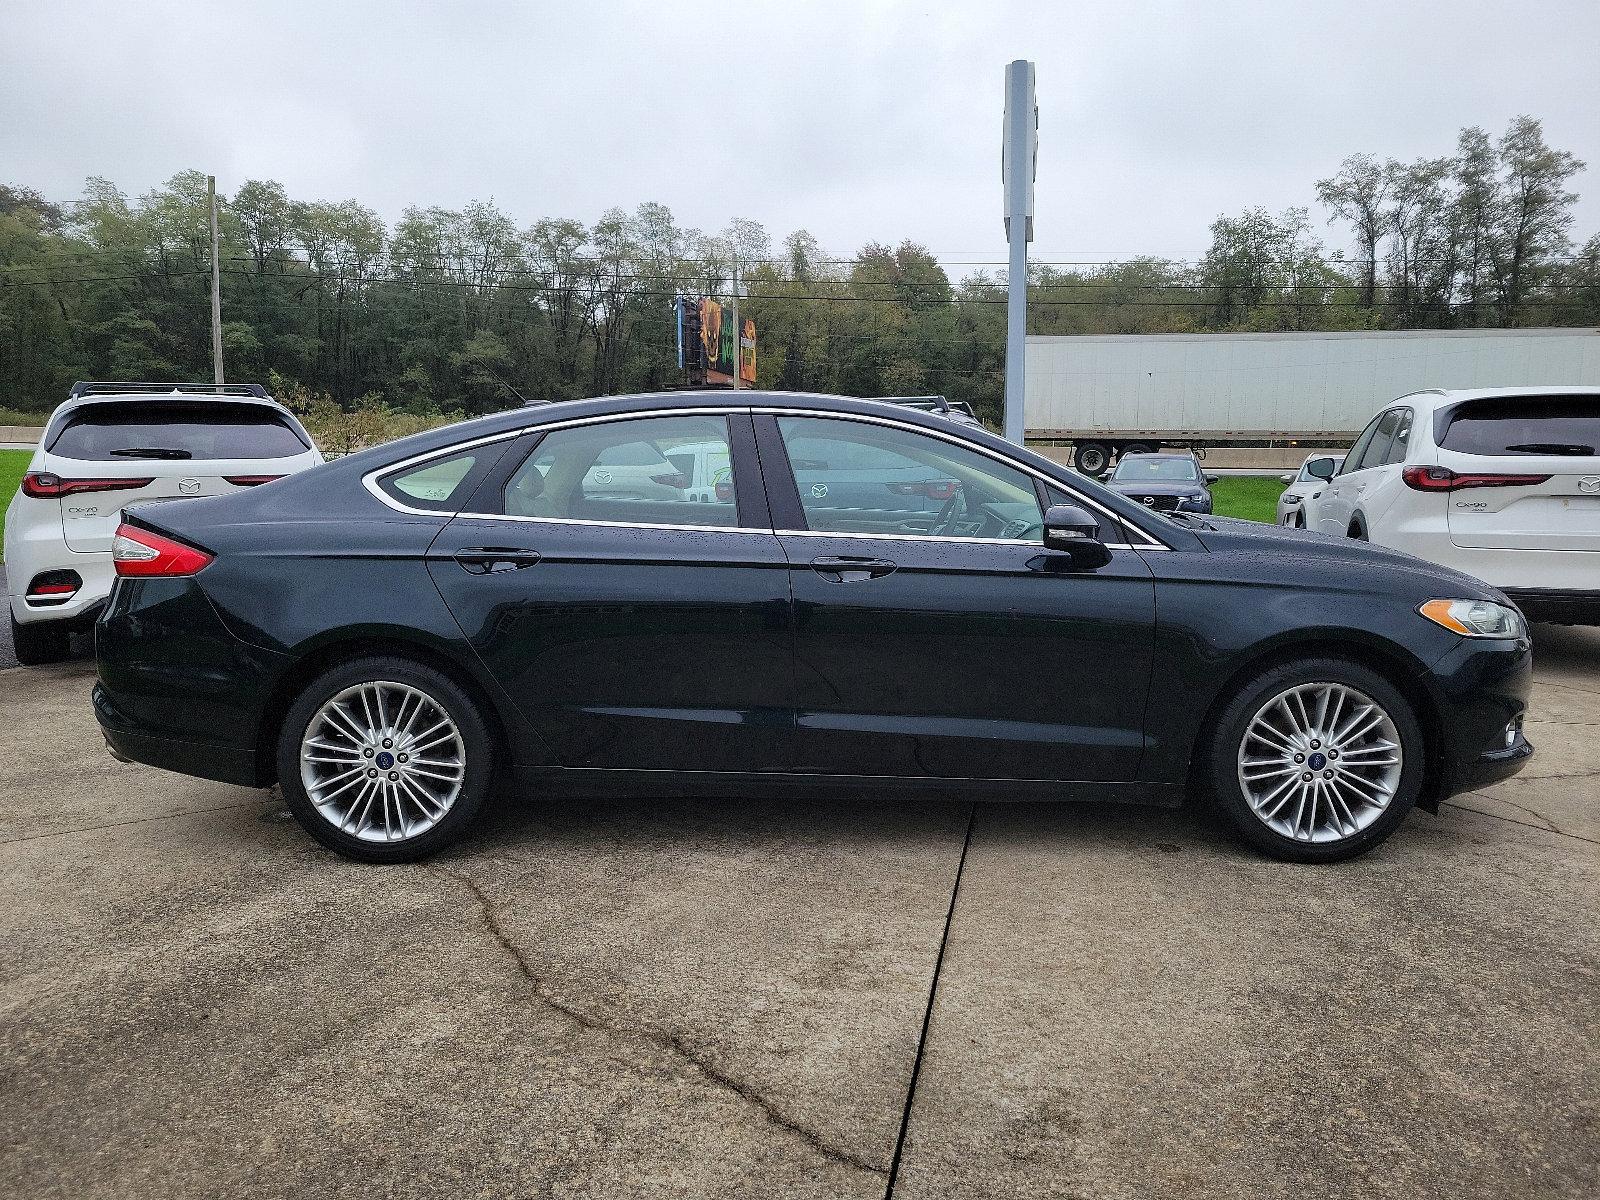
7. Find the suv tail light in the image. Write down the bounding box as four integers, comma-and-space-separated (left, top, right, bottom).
112, 523, 214, 577
22, 472, 154, 499
224, 474, 285, 486
1401, 466, 1553, 492
650, 471, 690, 489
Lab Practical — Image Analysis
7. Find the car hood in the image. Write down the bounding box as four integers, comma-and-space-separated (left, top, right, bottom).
1179, 515, 1504, 600
1106, 480, 1206, 496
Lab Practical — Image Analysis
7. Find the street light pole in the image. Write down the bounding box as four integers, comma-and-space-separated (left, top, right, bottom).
1001, 60, 1037, 445
208, 175, 224, 385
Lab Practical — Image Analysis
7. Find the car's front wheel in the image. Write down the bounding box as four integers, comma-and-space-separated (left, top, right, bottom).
276, 656, 495, 863
1204, 657, 1423, 862
11, 613, 72, 666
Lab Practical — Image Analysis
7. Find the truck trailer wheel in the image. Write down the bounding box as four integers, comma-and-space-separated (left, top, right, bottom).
1121, 442, 1154, 457
1074, 442, 1110, 476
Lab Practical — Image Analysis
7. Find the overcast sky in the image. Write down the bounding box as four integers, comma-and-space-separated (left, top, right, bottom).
5, 1, 1598, 271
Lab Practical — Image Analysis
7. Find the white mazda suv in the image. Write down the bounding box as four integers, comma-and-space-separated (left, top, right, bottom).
4, 382, 323, 663
1309, 386, 1600, 625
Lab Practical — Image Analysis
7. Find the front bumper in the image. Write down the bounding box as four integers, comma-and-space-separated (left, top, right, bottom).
1421, 633, 1535, 808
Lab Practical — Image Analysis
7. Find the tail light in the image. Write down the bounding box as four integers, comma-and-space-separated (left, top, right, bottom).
1402, 466, 1552, 492
224, 474, 285, 487
22, 472, 154, 499
650, 471, 690, 489
112, 523, 214, 577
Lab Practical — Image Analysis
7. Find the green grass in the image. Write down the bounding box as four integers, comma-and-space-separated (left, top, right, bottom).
1210, 475, 1286, 523
1, 449, 31, 561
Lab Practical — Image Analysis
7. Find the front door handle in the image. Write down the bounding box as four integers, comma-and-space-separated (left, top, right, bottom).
454, 546, 542, 575
810, 555, 897, 583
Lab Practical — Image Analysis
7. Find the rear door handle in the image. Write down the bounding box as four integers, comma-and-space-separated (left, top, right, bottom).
453, 546, 542, 575
810, 555, 896, 583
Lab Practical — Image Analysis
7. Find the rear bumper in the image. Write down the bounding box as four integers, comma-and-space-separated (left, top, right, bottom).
94, 682, 266, 786
1503, 588, 1600, 626
6, 552, 115, 627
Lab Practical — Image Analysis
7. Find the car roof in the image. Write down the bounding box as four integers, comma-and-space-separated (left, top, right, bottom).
1117, 453, 1194, 461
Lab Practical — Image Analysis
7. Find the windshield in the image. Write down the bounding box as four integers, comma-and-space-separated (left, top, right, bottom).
1113, 457, 1200, 483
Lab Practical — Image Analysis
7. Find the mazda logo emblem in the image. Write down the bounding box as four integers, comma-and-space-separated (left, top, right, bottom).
178, 478, 201, 495
1143, 496, 1155, 505
811, 483, 829, 498
1580, 477, 1600, 494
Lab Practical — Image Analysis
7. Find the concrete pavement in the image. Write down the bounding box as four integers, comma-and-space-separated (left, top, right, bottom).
1, 632, 1597, 1198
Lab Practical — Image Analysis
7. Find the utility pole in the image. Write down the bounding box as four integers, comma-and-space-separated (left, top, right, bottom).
208, 175, 224, 385
729, 257, 740, 390
1002, 61, 1037, 444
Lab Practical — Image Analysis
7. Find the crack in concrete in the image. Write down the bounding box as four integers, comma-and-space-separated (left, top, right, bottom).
1444, 801, 1600, 847
1469, 792, 1565, 835
429, 863, 888, 1178
0, 800, 260, 846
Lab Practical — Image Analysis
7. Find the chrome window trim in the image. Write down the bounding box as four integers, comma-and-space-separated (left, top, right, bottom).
761, 406, 1172, 550
362, 403, 1172, 550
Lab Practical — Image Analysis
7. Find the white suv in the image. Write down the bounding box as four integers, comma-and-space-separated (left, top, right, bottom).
4, 382, 323, 663
1309, 387, 1600, 624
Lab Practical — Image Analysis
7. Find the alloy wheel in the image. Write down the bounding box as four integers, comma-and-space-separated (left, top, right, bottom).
1236, 682, 1403, 844
299, 681, 466, 843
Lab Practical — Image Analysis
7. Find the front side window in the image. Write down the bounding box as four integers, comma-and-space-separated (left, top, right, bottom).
502, 414, 738, 527
1340, 414, 1385, 475
1353, 410, 1402, 472
776, 416, 1044, 541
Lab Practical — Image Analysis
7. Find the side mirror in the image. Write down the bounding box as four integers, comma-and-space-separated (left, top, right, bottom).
1279, 473, 1295, 485
1042, 503, 1112, 570
1307, 458, 1336, 481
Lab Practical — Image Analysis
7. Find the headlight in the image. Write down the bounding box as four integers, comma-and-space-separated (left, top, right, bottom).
1419, 598, 1526, 639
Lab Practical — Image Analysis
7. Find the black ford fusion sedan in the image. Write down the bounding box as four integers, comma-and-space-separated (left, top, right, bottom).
93, 391, 1534, 864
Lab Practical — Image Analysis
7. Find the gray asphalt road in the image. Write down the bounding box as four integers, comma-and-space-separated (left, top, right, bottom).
1, 632, 1597, 1198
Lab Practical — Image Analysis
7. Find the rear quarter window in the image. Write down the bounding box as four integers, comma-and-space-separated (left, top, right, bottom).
49, 402, 310, 461
1438, 396, 1600, 456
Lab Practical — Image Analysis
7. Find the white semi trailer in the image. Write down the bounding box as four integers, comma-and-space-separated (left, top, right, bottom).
1025, 326, 1600, 474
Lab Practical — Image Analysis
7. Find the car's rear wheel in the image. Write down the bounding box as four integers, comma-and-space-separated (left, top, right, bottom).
1292, 511, 1306, 529
1204, 657, 1423, 862
276, 656, 495, 863
11, 613, 72, 666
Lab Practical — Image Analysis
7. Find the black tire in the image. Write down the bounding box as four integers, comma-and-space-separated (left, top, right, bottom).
1201, 656, 1424, 863
11, 613, 72, 666
1121, 442, 1154, 457
276, 655, 496, 863
1074, 442, 1110, 476
1292, 511, 1306, 529
1348, 519, 1368, 541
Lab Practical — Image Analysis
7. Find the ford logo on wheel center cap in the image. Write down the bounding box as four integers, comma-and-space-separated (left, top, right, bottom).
1308, 752, 1327, 771
375, 751, 395, 769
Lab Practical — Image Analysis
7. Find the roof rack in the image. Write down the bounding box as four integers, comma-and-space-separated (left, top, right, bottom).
874, 394, 953, 413
68, 381, 272, 400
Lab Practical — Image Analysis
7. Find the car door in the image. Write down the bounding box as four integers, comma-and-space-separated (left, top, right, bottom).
424, 410, 794, 773
1318, 410, 1394, 536
755, 412, 1156, 783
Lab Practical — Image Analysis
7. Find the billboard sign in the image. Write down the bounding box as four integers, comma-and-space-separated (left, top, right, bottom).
700, 297, 755, 385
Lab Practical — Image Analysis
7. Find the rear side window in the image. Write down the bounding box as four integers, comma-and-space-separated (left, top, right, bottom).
49, 402, 310, 461
1438, 397, 1600, 456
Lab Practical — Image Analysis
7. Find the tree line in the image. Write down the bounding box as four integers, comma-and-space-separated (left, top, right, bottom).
1, 115, 1595, 427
